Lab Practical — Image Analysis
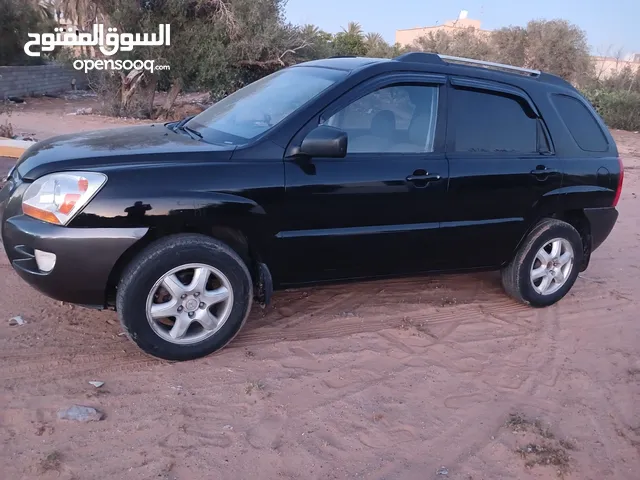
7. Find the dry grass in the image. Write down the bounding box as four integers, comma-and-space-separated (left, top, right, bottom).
508, 413, 576, 477
39, 450, 62, 472
0, 120, 13, 138
245, 380, 265, 395
518, 442, 570, 470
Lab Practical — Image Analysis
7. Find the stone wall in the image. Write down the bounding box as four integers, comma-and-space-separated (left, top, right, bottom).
0, 64, 88, 99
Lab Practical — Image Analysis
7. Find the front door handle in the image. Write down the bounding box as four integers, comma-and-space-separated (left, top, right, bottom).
406, 172, 441, 183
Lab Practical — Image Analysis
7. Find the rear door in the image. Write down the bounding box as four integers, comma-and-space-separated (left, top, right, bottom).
442, 78, 563, 269
276, 73, 449, 284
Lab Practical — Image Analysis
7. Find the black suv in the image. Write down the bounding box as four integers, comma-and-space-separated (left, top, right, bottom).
0, 53, 623, 360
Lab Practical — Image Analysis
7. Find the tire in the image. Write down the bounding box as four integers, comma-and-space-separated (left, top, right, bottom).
116, 234, 253, 361
501, 218, 583, 308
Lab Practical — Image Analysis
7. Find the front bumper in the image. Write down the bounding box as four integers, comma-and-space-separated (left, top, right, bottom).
2, 215, 147, 307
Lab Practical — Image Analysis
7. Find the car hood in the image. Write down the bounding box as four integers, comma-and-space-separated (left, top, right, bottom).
15, 124, 235, 180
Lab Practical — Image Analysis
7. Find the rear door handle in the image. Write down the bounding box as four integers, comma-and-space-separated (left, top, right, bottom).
530, 167, 560, 177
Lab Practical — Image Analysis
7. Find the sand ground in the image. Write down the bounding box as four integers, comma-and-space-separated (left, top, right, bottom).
1, 99, 639, 480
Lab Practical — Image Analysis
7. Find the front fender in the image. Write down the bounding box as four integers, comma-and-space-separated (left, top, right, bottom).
71, 164, 284, 260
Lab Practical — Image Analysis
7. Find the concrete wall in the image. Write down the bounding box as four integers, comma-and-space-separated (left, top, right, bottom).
0, 64, 88, 99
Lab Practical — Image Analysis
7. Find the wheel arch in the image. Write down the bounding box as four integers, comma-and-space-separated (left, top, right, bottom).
551, 209, 591, 271
105, 222, 266, 308
509, 209, 591, 272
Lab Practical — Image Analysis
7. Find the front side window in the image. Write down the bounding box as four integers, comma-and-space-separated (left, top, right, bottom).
452, 88, 538, 153
323, 84, 439, 153
186, 67, 346, 146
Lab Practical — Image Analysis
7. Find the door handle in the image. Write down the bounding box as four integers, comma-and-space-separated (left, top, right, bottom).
406, 173, 441, 183
530, 166, 560, 177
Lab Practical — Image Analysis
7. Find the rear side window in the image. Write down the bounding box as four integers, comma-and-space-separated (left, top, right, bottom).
552, 94, 609, 152
452, 88, 538, 153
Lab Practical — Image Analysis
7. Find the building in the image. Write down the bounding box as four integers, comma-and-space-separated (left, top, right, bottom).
594, 55, 640, 78
395, 11, 490, 47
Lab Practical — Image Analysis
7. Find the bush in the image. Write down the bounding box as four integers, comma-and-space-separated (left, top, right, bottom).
582, 88, 640, 131
0, 0, 55, 66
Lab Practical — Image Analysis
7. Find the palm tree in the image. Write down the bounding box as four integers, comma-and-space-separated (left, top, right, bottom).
365, 32, 384, 47
58, 0, 102, 30
26, 0, 55, 20
343, 22, 363, 38
302, 24, 320, 38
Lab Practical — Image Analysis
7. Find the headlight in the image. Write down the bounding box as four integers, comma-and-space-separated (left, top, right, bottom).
22, 172, 107, 225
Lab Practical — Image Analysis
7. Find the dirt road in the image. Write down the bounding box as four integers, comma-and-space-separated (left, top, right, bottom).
1, 114, 639, 479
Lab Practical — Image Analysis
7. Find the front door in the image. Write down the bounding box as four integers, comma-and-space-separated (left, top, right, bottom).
442, 80, 564, 269
276, 75, 449, 285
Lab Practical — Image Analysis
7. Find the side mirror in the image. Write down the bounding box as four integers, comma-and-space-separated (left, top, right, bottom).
298, 125, 347, 158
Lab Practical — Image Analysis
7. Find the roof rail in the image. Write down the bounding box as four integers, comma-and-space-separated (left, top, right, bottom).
437, 54, 541, 77
394, 52, 541, 77
393, 52, 444, 65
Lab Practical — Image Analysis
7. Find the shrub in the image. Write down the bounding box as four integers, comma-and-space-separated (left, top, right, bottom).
582, 88, 640, 131
0, 0, 55, 66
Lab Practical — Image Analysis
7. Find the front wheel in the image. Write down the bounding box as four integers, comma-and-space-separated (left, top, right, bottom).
116, 234, 253, 361
501, 218, 583, 307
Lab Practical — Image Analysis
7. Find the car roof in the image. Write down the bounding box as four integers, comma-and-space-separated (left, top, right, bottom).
293, 53, 575, 93
295, 57, 387, 71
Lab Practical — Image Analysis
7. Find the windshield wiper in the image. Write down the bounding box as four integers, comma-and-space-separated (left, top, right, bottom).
170, 116, 202, 140
179, 124, 203, 140
171, 115, 195, 131
169, 115, 202, 140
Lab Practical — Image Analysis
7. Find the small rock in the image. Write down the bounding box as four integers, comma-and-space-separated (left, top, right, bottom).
88, 381, 104, 388
437, 466, 449, 475
9, 316, 25, 326
223, 424, 233, 430
106, 319, 115, 325
278, 307, 295, 317
57, 405, 103, 422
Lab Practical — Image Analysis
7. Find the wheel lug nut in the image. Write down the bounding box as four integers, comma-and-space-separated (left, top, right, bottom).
194, 292, 200, 297
199, 302, 205, 309
177, 306, 183, 312
188, 312, 194, 318
181, 294, 187, 299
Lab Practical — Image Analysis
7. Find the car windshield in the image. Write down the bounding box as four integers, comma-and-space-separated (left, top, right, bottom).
185, 67, 347, 146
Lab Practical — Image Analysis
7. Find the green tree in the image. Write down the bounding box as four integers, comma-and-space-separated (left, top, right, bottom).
299, 24, 333, 60
523, 19, 593, 85
332, 21, 367, 56
489, 26, 527, 65
364, 32, 394, 58
0, 0, 56, 65
88, 0, 312, 115
415, 28, 492, 60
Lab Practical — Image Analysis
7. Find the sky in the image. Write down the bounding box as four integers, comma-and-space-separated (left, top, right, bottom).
285, 0, 640, 57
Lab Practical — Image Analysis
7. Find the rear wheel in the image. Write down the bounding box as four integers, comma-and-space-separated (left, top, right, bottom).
116, 234, 253, 361
501, 218, 583, 307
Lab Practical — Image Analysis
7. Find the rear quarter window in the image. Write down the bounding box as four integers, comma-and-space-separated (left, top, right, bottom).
551, 94, 609, 152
